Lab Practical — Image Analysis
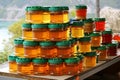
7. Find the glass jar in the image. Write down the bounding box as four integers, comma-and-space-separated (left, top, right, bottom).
48, 23, 68, 41
43, 7, 50, 23
70, 38, 78, 53
102, 29, 112, 44
90, 32, 101, 47
84, 18, 94, 34
8, 55, 17, 72
84, 52, 97, 68
97, 45, 108, 60
27, 6, 43, 23
48, 58, 63, 76
62, 6, 69, 23
56, 40, 72, 58
71, 21, 84, 38
23, 41, 39, 58
94, 18, 105, 31
32, 24, 49, 41
14, 38, 24, 57
22, 23, 33, 40
79, 37, 91, 53
16, 57, 33, 75
75, 5, 87, 20
49, 7, 63, 23
64, 57, 79, 75
32, 58, 48, 75
107, 41, 118, 56
39, 41, 56, 58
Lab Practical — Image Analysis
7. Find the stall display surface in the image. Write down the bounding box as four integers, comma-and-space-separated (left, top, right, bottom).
0, 55, 119, 80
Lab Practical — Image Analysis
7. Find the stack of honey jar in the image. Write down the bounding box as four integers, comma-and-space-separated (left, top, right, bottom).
8, 5, 118, 76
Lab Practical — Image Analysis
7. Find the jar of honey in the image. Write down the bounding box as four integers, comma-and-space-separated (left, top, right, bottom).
43, 7, 50, 23
71, 21, 84, 38
107, 41, 118, 56
64, 57, 79, 75
48, 23, 67, 41
79, 37, 91, 53
27, 6, 43, 23
94, 18, 105, 32
16, 57, 33, 75
23, 41, 39, 58
14, 38, 24, 57
70, 38, 78, 53
62, 6, 69, 23
84, 52, 97, 68
102, 29, 112, 44
49, 7, 63, 23
90, 32, 101, 47
32, 24, 49, 41
75, 5, 87, 20
56, 40, 72, 58
32, 58, 48, 75
8, 55, 17, 72
22, 23, 32, 40
97, 45, 108, 60
39, 41, 56, 58
84, 18, 94, 34
48, 58, 63, 76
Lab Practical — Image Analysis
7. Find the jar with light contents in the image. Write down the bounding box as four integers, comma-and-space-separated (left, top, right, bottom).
62, 6, 69, 23
90, 32, 101, 47
79, 37, 91, 53
14, 38, 24, 57
32, 58, 48, 75
23, 41, 39, 58
84, 52, 97, 68
22, 23, 33, 40
8, 55, 17, 73
49, 7, 63, 23
26, 6, 43, 23
16, 57, 33, 75
71, 21, 84, 38
48, 58, 63, 76
39, 41, 56, 58
32, 24, 49, 41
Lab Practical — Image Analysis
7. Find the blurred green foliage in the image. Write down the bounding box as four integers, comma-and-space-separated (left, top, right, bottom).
0, 19, 24, 63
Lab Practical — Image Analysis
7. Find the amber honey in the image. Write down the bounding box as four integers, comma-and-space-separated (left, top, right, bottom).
32, 24, 49, 41
27, 6, 43, 23
79, 37, 91, 53
14, 38, 24, 57
48, 23, 68, 41
49, 7, 63, 23
23, 41, 39, 58
48, 58, 63, 76
64, 57, 79, 75
32, 58, 48, 75
8, 55, 17, 73
84, 52, 96, 68
22, 23, 33, 40
56, 40, 72, 58
16, 57, 33, 75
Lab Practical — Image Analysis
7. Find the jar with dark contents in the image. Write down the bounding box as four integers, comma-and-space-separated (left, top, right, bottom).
107, 41, 118, 56
102, 29, 112, 44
